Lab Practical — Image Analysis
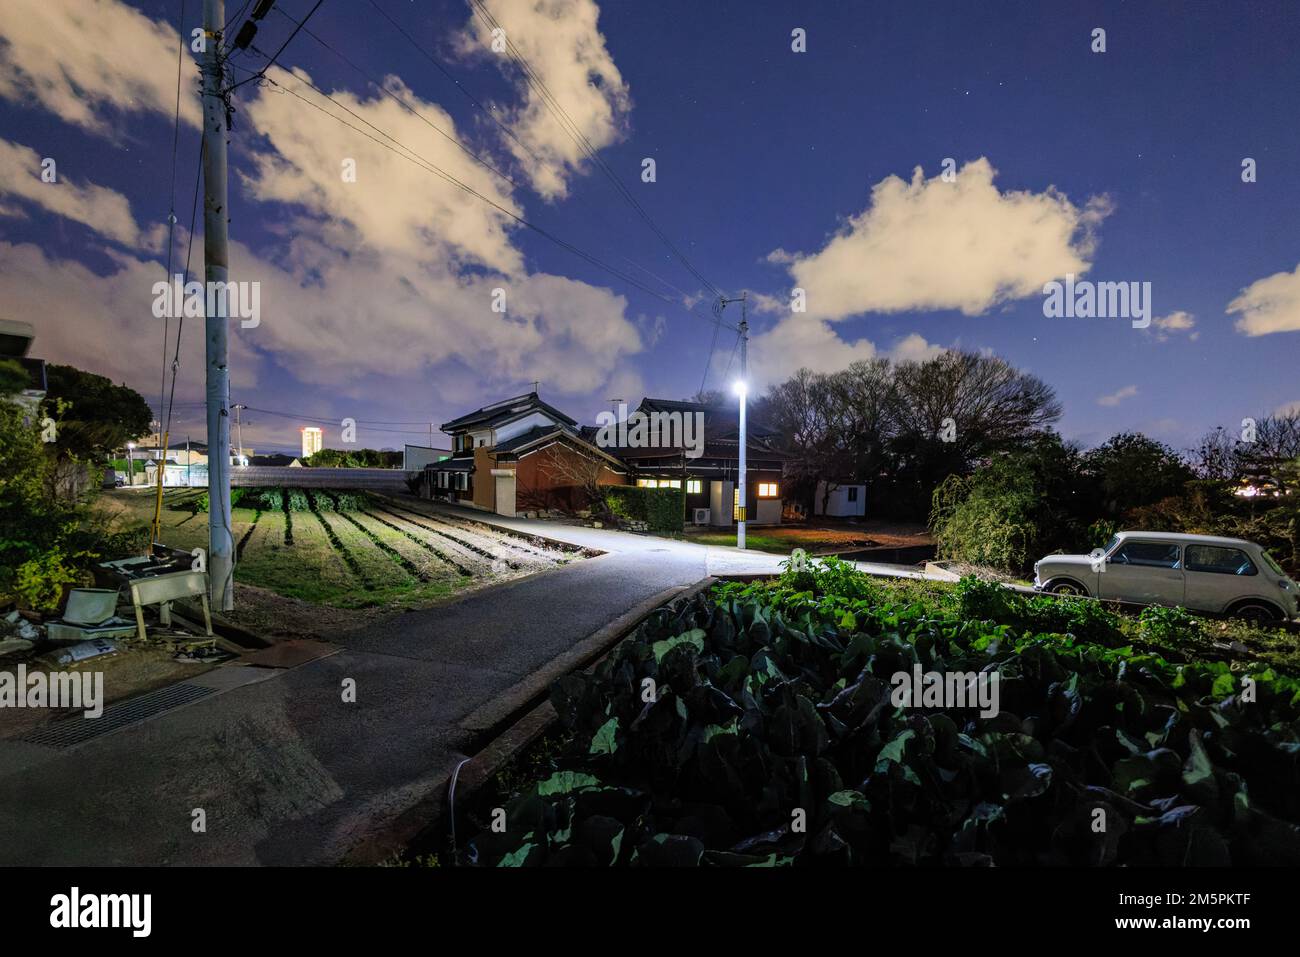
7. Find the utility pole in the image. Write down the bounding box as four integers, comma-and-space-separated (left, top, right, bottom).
201, 0, 234, 610
736, 294, 748, 550
719, 293, 749, 549
233, 403, 246, 463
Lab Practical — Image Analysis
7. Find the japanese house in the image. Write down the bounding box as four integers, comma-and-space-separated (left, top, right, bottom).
421, 392, 785, 525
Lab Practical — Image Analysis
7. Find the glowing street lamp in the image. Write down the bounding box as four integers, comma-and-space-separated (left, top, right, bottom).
125, 441, 136, 487
715, 292, 749, 549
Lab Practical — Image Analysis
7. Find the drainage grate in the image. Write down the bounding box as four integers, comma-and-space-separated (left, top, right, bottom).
20, 682, 217, 749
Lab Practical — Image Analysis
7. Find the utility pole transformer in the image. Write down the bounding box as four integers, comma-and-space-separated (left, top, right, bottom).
201, 0, 234, 610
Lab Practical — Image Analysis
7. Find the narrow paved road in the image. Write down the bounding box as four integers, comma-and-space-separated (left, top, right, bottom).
0, 503, 916, 865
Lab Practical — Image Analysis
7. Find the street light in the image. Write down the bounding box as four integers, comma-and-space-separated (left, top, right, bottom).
125, 441, 135, 487
733, 379, 748, 549
715, 292, 750, 550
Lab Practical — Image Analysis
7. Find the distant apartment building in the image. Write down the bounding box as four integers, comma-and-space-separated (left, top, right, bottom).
301, 426, 323, 459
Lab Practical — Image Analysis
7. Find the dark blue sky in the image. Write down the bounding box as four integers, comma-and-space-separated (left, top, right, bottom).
2, 0, 1297, 454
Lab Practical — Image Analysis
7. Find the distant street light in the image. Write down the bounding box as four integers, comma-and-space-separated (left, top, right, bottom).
126, 441, 135, 487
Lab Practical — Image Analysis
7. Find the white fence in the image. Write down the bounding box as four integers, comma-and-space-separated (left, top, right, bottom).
230, 466, 415, 489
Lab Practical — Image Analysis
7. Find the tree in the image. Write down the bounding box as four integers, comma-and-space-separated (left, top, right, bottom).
888, 352, 1062, 515
534, 441, 618, 515
304, 448, 402, 468
1081, 432, 1193, 518
929, 432, 1090, 572
44, 363, 152, 460
756, 368, 838, 514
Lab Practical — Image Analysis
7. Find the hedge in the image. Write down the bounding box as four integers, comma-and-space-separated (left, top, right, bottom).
603, 485, 685, 533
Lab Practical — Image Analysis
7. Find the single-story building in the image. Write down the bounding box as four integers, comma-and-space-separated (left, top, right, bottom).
421, 392, 786, 524
604, 398, 786, 527
815, 480, 867, 518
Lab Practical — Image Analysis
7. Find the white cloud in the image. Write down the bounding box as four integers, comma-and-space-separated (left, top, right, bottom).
1148, 309, 1198, 342
768, 158, 1110, 321
0, 240, 257, 398
242, 67, 525, 274
459, 0, 630, 200
0, 0, 201, 137
1097, 384, 1138, 407
743, 314, 943, 386
1, 0, 645, 413
0, 137, 153, 247
1228, 262, 1300, 336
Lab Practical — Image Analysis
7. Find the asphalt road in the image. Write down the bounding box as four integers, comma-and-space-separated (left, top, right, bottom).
0, 506, 851, 865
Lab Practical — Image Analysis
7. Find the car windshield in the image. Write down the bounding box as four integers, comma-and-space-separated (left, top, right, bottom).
1102, 534, 1119, 555
1260, 549, 1287, 577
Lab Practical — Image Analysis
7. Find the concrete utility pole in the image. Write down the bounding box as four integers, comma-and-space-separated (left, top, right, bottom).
201, 0, 234, 610
233, 403, 246, 462
719, 293, 749, 549
736, 293, 748, 550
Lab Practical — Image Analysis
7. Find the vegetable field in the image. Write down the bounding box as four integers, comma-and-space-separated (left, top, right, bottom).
467, 561, 1300, 867
98, 489, 586, 609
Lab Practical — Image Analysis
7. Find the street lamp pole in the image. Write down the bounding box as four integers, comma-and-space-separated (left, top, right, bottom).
718, 293, 749, 550
736, 295, 748, 549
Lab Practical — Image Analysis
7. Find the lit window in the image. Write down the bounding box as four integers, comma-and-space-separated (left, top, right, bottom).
687, 479, 702, 494
757, 482, 779, 498
637, 479, 656, 488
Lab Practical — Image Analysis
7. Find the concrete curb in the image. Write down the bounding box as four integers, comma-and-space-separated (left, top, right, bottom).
342, 576, 719, 866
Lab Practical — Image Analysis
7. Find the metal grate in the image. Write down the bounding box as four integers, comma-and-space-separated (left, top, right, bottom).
20, 682, 216, 749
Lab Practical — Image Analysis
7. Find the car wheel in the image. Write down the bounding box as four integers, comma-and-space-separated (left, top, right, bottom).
1228, 601, 1284, 625
1047, 580, 1087, 597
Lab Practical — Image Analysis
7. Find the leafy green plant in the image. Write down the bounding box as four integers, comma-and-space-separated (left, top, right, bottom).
470, 561, 1300, 867
14, 547, 84, 611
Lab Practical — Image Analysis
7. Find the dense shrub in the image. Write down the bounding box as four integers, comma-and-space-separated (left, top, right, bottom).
602, 485, 685, 533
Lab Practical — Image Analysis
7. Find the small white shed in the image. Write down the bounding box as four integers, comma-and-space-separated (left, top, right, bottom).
815, 481, 865, 518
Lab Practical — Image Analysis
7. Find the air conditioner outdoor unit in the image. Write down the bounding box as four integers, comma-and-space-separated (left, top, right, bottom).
692, 508, 710, 525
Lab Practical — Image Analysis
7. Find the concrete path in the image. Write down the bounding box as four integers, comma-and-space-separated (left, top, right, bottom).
0, 501, 919, 865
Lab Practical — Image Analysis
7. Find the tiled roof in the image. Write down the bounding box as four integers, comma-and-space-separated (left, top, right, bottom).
440, 392, 577, 432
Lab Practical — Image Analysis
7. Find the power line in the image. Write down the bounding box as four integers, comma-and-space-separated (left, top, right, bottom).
236, 63, 708, 311
363, 0, 541, 165
466, 0, 732, 394
267, 6, 520, 188
699, 316, 722, 396
467, 0, 724, 305
162, 136, 205, 441
158, 0, 189, 447
363, 0, 730, 339
240, 405, 433, 427
228, 0, 327, 91
721, 328, 742, 384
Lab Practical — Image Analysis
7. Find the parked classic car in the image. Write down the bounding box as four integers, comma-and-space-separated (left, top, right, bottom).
1033, 531, 1298, 623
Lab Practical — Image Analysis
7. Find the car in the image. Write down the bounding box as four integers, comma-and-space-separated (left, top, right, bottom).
1033, 531, 1298, 624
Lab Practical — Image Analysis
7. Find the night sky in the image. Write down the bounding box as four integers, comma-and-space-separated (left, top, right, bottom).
1, 0, 1297, 454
